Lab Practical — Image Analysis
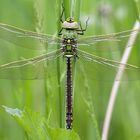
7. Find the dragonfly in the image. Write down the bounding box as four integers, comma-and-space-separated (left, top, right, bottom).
0, 17, 140, 129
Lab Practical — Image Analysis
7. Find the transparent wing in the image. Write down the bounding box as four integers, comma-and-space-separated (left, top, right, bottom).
0, 23, 62, 50
77, 29, 140, 51
77, 49, 140, 81
0, 49, 63, 79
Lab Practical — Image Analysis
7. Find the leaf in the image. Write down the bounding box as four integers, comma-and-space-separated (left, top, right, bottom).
48, 128, 81, 140
2, 106, 81, 140
3, 105, 22, 117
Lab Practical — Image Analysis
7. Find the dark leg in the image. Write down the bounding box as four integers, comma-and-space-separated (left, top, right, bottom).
77, 17, 89, 35
58, 4, 65, 35
60, 3, 65, 23
58, 28, 63, 35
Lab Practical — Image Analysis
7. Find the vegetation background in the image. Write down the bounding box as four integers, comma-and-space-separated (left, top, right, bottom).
0, 0, 140, 140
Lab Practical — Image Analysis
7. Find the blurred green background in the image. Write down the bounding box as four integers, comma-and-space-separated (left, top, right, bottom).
0, 0, 140, 140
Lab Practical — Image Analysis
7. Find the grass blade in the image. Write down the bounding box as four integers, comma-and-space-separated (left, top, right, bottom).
101, 20, 140, 140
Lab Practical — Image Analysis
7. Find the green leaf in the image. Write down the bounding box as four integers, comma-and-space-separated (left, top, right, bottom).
3, 106, 80, 140
48, 128, 81, 140
3, 105, 22, 117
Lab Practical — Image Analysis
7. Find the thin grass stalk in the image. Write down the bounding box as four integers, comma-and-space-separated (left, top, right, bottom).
77, 57, 101, 139
56, 0, 63, 128
82, 86, 101, 140
73, 0, 81, 21
34, 0, 44, 35
71, 0, 81, 130
34, 0, 49, 113
101, 20, 140, 140
134, 0, 140, 19
63, 0, 71, 19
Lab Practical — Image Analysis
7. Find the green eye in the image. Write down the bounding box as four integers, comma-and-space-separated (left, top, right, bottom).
66, 17, 74, 22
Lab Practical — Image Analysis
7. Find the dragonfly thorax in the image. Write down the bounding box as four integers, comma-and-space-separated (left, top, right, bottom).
62, 38, 77, 45
62, 38, 77, 58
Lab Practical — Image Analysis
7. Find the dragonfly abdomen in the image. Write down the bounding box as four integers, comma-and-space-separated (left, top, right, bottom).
66, 57, 73, 129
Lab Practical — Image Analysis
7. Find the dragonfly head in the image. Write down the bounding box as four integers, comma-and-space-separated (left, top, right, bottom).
62, 17, 79, 29
66, 17, 74, 23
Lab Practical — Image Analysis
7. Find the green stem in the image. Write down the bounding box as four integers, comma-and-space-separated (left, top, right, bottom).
56, 0, 63, 128
134, 0, 140, 20
63, 0, 71, 19
73, 0, 81, 21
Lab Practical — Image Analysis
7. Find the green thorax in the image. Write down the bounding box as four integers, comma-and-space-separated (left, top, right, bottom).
61, 18, 79, 58
62, 29, 78, 39
62, 30, 77, 58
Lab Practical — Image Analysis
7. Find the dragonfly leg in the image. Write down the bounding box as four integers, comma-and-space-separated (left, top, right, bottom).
77, 17, 89, 35
60, 3, 65, 23
58, 28, 63, 35
58, 4, 65, 35
84, 17, 90, 30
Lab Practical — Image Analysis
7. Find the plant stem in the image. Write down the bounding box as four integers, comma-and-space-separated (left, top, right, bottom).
63, 0, 71, 19
134, 0, 140, 19
101, 20, 140, 140
56, 0, 63, 128
73, 0, 81, 21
